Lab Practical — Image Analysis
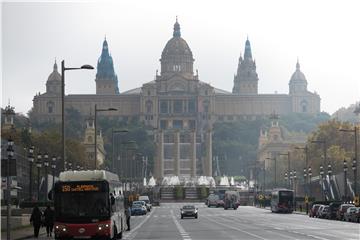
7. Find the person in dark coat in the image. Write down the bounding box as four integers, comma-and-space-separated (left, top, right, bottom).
43, 205, 55, 237
125, 206, 131, 231
30, 206, 42, 238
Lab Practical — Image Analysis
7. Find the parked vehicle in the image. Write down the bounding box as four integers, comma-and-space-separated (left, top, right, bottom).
216, 199, 225, 207
317, 205, 329, 218
336, 204, 355, 221
207, 194, 220, 207
349, 207, 360, 223
132, 200, 147, 213
180, 205, 198, 219
326, 202, 343, 220
131, 203, 147, 216
139, 196, 152, 212
309, 204, 321, 218
344, 207, 358, 222
224, 191, 240, 210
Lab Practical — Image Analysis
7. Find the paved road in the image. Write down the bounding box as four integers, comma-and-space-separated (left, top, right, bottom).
124, 203, 359, 240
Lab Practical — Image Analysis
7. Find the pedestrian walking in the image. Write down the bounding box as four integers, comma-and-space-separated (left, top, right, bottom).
30, 206, 42, 238
125, 205, 131, 231
43, 205, 55, 237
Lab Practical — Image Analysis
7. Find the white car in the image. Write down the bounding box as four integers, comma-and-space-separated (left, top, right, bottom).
139, 196, 152, 212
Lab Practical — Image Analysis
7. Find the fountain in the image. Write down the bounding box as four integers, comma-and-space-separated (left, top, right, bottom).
148, 176, 156, 187
230, 177, 235, 186
143, 177, 147, 187
219, 176, 230, 186
161, 176, 181, 186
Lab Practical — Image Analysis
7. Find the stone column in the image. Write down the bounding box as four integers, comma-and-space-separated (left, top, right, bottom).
205, 129, 213, 176
190, 131, 197, 177
155, 130, 164, 179
174, 130, 180, 176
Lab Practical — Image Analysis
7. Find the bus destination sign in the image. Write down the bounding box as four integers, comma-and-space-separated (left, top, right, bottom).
61, 184, 100, 192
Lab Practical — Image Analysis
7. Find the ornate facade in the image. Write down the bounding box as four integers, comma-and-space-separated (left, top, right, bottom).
32, 19, 321, 179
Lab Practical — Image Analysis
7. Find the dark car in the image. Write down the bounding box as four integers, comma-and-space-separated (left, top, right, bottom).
309, 204, 321, 218
336, 204, 355, 221
131, 203, 147, 216
207, 194, 220, 207
326, 202, 342, 220
180, 205, 198, 219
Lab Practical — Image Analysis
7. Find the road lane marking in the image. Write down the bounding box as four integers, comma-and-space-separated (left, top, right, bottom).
202, 214, 268, 240
171, 210, 192, 240
123, 208, 155, 240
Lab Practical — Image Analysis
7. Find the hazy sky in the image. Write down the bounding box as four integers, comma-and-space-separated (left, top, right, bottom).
1, 0, 359, 115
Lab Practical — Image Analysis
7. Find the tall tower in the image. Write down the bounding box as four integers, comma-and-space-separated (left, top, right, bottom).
95, 38, 119, 95
232, 38, 259, 94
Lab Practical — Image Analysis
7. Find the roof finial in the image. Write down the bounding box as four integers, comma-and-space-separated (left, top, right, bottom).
296, 57, 300, 70
173, 16, 181, 37
53, 58, 58, 71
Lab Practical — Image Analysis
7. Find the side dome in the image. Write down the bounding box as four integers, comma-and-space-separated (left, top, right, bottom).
290, 61, 307, 84
47, 61, 61, 82
160, 18, 194, 79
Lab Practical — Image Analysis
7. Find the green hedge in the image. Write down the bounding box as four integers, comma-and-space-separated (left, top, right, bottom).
175, 186, 184, 200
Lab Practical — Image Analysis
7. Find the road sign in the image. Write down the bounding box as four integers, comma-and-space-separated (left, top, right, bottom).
305, 196, 309, 203
1, 159, 17, 176
354, 196, 359, 206
258, 194, 264, 200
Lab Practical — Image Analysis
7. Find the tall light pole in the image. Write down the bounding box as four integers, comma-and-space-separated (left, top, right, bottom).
43, 153, 49, 202
112, 129, 128, 173
51, 156, 57, 192
6, 136, 14, 240
339, 126, 358, 198
28, 146, 34, 201
94, 104, 117, 169
279, 152, 290, 188
61, 60, 94, 171
266, 156, 277, 187
343, 159, 348, 202
36, 153, 42, 202
320, 165, 325, 201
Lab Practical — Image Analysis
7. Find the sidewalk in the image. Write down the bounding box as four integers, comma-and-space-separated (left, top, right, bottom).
1, 225, 47, 240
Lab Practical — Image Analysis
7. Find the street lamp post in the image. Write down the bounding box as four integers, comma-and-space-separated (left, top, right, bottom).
43, 153, 49, 202
327, 163, 333, 200
293, 170, 297, 209
51, 156, 57, 191
279, 152, 290, 188
61, 60, 94, 171
308, 166, 312, 198
266, 157, 277, 187
353, 158, 357, 201
343, 159, 348, 202
320, 165, 325, 201
112, 129, 129, 173
36, 153, 42, 201
94, 104, 117, 169
28, 146, 34, 201
6, 137, 14, 240
284, 172, 288, 188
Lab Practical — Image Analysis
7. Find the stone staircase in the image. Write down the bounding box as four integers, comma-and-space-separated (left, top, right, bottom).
185, 188, 198, 200
161, 188, 175, 200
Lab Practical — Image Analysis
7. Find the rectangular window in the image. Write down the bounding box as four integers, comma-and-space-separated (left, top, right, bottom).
160, 120, 167, 130
160, 101, 168, 114
188, 120, 196, 130
173, 100, 183, 113
173, 120, 183, 129
188, 100, 196, 113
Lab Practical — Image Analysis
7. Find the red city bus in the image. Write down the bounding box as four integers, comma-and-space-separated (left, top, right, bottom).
53, 170, 126, 239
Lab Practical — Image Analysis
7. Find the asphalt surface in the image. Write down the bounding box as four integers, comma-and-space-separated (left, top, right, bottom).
123, 203, 360, 240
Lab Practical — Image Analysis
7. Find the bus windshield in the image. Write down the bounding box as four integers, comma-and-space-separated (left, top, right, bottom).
55, 181, 110, 222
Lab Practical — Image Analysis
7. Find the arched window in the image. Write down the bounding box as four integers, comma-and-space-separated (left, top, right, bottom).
47, 101, 54, 114
146, 100, 153, 114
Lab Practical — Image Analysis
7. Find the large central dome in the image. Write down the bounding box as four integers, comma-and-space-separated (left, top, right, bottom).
160, 18, 194, 79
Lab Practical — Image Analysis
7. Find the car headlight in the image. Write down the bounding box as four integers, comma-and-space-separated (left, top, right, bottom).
181, 210, 184, 214
98, 223, 110, 231
55, 225, 67, 232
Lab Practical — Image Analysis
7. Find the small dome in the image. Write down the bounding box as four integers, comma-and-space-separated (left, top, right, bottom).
290, 60, 307, 83
47, 61, 61, 82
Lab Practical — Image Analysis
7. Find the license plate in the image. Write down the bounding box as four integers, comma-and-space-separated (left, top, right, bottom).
74, 236, 91, 239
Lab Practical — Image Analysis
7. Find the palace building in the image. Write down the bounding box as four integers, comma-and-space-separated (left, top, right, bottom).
32, 19, 320, 179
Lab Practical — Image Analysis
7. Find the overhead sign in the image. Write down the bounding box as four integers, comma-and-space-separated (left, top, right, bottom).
1, 159, 17, 176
